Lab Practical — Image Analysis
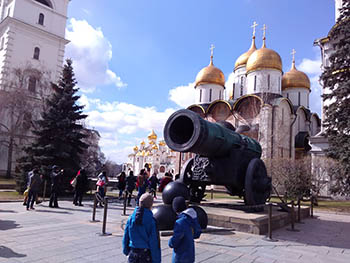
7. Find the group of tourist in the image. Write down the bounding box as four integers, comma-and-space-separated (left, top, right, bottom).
122, 192, 201, 263
23, 165, 89, 210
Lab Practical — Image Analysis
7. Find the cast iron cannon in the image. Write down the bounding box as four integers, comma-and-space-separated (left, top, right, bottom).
163, 109, 271, 205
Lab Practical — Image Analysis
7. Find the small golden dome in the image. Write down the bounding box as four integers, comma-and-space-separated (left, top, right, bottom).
149, 140, 155, 145
148, 130, 157, 140
140, 141, 145, 146
152, 144, 158, 150
195, 54, 225, 88
158, 140, 166, 146
133, 146, 138, 152
246, 39, 282, 73
282, 61, 310, 90
235, 37, 257, 70
136, 151, 141, 156
141, 150, 146, 156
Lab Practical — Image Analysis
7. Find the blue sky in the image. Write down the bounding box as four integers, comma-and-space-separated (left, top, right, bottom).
64, 0, 335, 163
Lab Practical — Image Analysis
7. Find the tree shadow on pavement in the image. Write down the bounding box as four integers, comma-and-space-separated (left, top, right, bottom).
0, 246, 26, 258
0, 220, 21, 230
273, 217, 350, 249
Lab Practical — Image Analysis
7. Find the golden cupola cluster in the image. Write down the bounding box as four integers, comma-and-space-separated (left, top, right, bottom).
246, 38, 282, 73
235, 23, 282, 73
282, 56, 310, 90
195, 46, 225, 88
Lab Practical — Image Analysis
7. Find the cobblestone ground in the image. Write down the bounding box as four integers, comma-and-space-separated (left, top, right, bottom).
0, 199, 350, 263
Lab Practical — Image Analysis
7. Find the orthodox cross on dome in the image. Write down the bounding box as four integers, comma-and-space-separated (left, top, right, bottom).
291, 49, 296, 62
262, 24, 267, 47
210, 44, 215, 65
251, 21, 258, 37
291, 49, 296, 68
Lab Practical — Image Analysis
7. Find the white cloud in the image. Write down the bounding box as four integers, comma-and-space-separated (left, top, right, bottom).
168, 82, 196, 107
297, 54, 322, 116
65, 18, 127, 93
82, 96, 176, 163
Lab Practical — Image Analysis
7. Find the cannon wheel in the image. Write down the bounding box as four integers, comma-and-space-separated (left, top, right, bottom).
180, 158, 206, 203
244, 158, 271, 205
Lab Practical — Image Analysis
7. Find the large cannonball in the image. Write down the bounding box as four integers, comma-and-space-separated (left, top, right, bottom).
152, 204, 177, 231
162, 181, 190, 205
189, 205, 208, 229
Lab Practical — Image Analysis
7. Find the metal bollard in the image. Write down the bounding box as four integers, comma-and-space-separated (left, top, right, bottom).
102, 197, 108, 234
263, 203, 278, 242
297, 199, 301, 223
91, 194, 97, 222
310, 196, 314, 218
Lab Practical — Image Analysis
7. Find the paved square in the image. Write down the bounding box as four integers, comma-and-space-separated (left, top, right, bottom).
1, 199, 350, 262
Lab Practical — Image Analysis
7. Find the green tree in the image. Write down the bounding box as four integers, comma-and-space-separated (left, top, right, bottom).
320, 1, 350, 195
24, 59, 88, 188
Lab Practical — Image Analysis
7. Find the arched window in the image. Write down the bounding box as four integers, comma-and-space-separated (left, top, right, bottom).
298, 92, 301, 106
28, 76, 36, 92
199, 89, 202, 103
209, 89, 212, 102
38, 13, 44, 25
33, 47, 40, 59
219, 90, 221, 100
267, 74, 270, 90
240, 76, 244, 96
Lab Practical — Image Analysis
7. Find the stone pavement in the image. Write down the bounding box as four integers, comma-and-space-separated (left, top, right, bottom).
0, 199, 350, 263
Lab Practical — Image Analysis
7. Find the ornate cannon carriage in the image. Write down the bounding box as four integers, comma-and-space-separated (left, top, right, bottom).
163, 109, 271, 205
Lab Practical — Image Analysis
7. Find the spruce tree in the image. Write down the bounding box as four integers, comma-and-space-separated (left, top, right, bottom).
320, 0, 350, 195
29, 59, 88, 181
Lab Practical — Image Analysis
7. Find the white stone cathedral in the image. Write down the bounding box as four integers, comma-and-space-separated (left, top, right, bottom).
175, 24, 322, 174
0, 0, 70, 176
127, 130, 176, 177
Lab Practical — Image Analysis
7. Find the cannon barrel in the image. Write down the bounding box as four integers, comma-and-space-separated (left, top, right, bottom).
164, 109, 261, 157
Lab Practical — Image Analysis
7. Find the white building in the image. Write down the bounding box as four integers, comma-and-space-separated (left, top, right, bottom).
127, 130, 176, 177
0, 0, 70, 176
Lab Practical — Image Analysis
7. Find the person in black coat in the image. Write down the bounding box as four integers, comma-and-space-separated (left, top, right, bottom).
148, 173, 159, 198
125, 171, 136, 206
118, 171, 126, 199
49, 165, 63, 208
73, 169, 88, 206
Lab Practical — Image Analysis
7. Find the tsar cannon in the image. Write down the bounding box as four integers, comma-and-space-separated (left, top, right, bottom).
163, 109, 271, 205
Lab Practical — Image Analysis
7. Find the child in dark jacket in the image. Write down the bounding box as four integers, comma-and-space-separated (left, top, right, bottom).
123, 193, 161, 263
169, 196, 201, 263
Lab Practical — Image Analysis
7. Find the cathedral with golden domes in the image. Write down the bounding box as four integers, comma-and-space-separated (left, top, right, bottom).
127, 130, 176, 177
175, 23, 321, 173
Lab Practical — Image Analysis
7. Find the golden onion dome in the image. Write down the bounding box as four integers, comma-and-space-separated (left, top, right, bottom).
195, 54, 225, 88
149, 140, 155, 145
282, 61, 310, 90
235, 36, 257, 70
136, 151, 141, 156
141, 150, 146, 156
148, 130, 157, 140
152, 144, 158, 150
140, 141, 145, 146
133, 146, 139, 152
246, 39, 282, 73
158, 140, 166, 146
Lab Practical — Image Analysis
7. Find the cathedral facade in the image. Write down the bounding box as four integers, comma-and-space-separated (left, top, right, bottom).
127, 130, 176, 177
0, 0, 70, 176
175, 28, 321, 174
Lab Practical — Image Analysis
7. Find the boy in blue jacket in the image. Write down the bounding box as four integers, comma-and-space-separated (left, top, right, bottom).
169, 196, 202, 263
123, 193, 161, 263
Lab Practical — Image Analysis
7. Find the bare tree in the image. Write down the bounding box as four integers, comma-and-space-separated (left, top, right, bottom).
0, 66, 51, 177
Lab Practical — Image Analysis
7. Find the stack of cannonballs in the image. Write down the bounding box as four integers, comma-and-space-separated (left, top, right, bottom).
152, 181, 208, 230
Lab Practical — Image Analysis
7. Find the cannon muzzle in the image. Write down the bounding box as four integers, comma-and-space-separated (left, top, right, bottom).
164, 109, 261, 157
